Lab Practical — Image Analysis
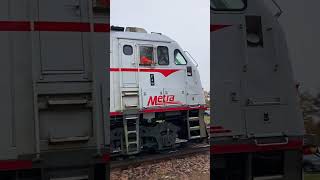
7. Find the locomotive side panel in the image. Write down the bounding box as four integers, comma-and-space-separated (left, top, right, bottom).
211, 14, 247, 137
7, 31, 35, 158
243, 1, 304, 137
0, 31, 20, 160
93, 14, 110, 147
211, 0, 304, 139
35, 0, 91, 82
0, 0, 38, 160
211, 1, 304, 179
33, 0, 97, 152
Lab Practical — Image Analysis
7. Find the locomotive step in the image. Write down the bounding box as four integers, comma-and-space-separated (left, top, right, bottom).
188, 117, 200, 121
125, 116, 139, 120
190, 126, 201, 131
128, 141, 138, 145
190, 135, 201, 139
123, 114, 140, 154
122, 92, 139, 96
125, 104, 139, 108
127, 130, 137, 134
175, 138, 188, 143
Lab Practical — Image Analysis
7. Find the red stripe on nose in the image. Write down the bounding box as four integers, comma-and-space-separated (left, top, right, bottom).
109, 68, 181, 77
211, 25, 231, 32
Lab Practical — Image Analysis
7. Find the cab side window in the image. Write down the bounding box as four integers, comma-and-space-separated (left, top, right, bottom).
157, 46, 169, 65
123, 45, 133, 55
174, 49, 187, 65
139, 46, 154, 66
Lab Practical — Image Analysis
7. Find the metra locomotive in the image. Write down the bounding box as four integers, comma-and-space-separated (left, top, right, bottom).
110, 26, 208, 155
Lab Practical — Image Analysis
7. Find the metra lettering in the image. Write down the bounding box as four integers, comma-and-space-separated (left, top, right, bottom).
147, 95, 176, 106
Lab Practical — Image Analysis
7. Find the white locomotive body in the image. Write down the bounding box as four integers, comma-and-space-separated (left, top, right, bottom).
110, 27, 208, 155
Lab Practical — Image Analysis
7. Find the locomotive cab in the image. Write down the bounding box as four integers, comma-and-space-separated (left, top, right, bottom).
110, 26, 208, 155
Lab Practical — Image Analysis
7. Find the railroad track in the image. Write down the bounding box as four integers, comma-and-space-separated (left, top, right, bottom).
110, 143, 209, 169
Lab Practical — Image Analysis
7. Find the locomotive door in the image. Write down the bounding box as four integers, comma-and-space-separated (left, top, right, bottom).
37, 0, 90, 82
119, 40, 138, 88
140, 43, 187, 108
138, 43, 164, 108
119, 40, 140, 110
164, 48, 187, 107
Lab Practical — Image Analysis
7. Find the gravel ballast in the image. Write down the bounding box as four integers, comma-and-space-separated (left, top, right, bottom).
111, 152, 209, 180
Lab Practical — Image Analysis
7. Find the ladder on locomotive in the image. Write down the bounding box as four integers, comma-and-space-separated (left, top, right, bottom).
187, 110, 202, 139
123, 114, 140, 154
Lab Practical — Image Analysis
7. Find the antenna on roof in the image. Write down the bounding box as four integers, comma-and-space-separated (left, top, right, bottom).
111, 26, 125, 31
151, 32, 162, 35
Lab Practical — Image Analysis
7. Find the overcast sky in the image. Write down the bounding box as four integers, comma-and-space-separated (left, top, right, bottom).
111, 0, 210, 91
111, 0, 320, 94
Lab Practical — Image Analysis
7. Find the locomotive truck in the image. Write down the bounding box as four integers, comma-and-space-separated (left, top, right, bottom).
110, 26, 208, 155
0, 0, 110, 179
211, 0, 305, 179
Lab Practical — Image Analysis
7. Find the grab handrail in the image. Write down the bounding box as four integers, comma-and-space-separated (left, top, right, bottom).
184, 51, 199, 67
271, 0, 283, 18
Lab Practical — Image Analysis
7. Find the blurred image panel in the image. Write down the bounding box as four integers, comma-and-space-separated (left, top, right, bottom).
210, 0, 313, 179
110, 0, 210, 179
0, 0, 110, 179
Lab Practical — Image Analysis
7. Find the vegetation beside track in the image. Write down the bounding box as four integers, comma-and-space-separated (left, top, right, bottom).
305, 173, 320, 180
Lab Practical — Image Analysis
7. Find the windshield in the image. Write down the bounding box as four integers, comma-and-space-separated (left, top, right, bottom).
211, 0, 246, 10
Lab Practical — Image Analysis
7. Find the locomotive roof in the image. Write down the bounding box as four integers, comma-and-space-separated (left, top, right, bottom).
111, 31, 175, 43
